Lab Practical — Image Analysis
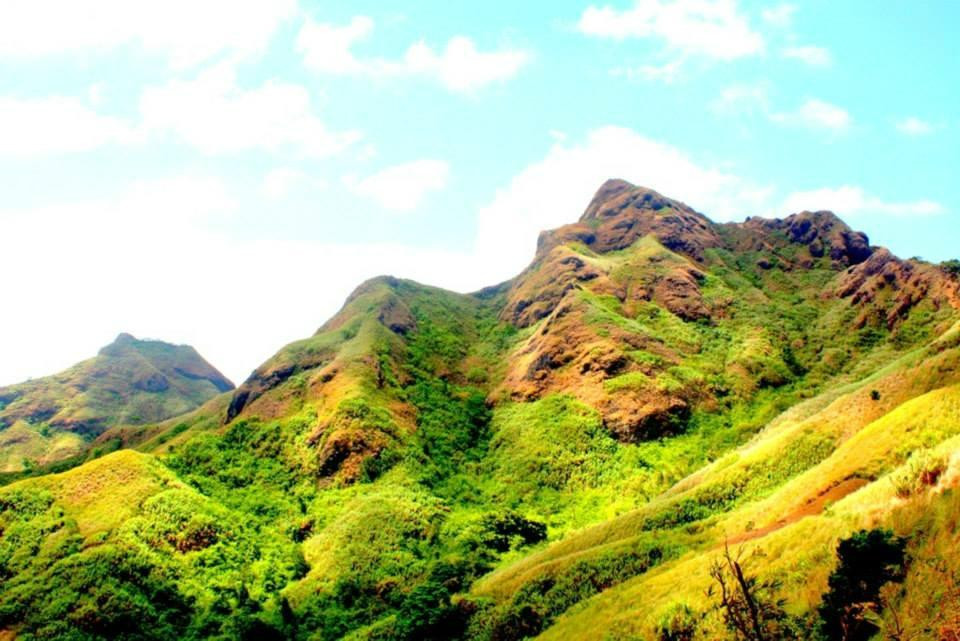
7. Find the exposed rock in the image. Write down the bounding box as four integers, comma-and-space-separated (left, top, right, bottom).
377, 295, 417, 335
502, 246, 605, 327
652, 267, 710, 321
134, 372, 170, 393
833, 249, 960, 329
227, 353, 331, 422
739, 211, 873, 267
316, 430, 387, 482
599, 395, 691, 443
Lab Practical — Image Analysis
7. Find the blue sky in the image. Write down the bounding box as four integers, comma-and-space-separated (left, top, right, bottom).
0, 0, 957, 386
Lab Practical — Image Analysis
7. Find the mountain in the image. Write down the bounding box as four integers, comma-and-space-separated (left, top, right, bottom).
1, 181, 959, 641
0, 333, 233, 474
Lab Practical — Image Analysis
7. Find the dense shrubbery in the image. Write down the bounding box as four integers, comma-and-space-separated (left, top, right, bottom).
817, 529, 907, 641
467, 540, 672, 641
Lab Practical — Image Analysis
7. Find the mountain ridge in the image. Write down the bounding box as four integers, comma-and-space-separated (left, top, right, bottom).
0, 333, 233, 473
2, 180, 959, 641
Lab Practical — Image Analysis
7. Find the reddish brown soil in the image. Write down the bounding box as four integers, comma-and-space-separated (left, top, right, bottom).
727, 477, 869, 545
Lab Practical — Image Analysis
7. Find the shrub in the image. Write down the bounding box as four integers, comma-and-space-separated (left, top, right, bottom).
656, 603, 698, 641
479, 511, 547, 552
709, 545, 792, 641
942, 259, 960, 278
817, 529, 907, 641
891, 451, 947, 498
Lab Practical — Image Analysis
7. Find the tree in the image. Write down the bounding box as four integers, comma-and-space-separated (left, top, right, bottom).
817, 529, 907, 641
709, 544, 792, 641
942, 259, 960, 278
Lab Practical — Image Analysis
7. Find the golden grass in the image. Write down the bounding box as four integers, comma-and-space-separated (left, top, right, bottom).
532, 384, 960, 639
3, 449, 183, 535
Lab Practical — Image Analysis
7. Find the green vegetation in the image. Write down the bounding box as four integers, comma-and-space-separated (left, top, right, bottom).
2, 189, 960, 641
817, 529, 907, 641
0, 334, 232, 473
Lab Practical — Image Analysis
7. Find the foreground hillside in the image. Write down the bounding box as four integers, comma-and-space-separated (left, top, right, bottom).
2, 181, 959, 641
0, 334, 233, 475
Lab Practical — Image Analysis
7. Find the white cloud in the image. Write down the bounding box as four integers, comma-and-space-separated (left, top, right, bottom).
612, 59, 684, 82
0, 0, 297, 68
0, 175, 490, 387
261, 168, 325, 199
761, 4, 796, 27
711, 83, 769, 115
140, 63, 361, 156
297, 16, 529, 92
344, 159, 450, 212
782, 186, 944, 217
782, 45, 831, 66
474, 126, 773, 283
295, 15, 373, 74
578, 0, 764, 60
402, 37, 530, 93
771, 98, 851, 131
0, 95, 140, 155
896, 117, 934, 136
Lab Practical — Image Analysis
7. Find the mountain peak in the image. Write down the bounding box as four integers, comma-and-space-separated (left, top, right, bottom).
580, 178, 637, 220
536, 180, 721, 264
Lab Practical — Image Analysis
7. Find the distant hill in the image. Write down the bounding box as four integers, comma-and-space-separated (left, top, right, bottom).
0, 333, 233, 472
2, 182, 959, 641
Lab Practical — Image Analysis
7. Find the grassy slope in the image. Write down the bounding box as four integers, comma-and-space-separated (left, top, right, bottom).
0, 336, 233, 474
2, 195, 959, 640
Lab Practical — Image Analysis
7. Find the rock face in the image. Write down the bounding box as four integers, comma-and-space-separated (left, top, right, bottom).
540, 181, 723, 261
739, 211, 873, 267
0, 334, 233, 471
834, 248, 960, 329
223, 179, 960, 456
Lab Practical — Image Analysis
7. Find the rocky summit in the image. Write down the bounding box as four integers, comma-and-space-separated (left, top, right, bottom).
2, 181, 960, 641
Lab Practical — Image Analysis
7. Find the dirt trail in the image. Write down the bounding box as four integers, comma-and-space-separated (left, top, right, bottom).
727, 477, 869, 545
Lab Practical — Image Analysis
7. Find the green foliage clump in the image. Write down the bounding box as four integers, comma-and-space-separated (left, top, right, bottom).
470, 539, 671, 641
942, 259, 960, 277
817, 529, 907, 641
655, 603, 698, 641
891, 450, 948, 498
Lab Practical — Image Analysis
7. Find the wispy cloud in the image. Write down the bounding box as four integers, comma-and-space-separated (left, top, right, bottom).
783, 186, 943, 217
782, 45, 831, 66
896, 117, 935, 136
714, 89, 850, 133
611, 59, 684, 83
0, 95, 141, 156
578, 0, 764, 60
0, 0, 297, 68
261, 168, 326, 200
761, 4, 796, 27
344, 159, 450, 213
140, 63, 361, 157
711, 83, 770, 115
771, 98, 851, 131
296, 16, 530, 93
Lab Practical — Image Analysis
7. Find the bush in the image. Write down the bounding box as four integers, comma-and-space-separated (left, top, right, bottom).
479, 511, 547, 552
656, 602, 698, 641
817, 529, 907, 641
891, 451, 947, 498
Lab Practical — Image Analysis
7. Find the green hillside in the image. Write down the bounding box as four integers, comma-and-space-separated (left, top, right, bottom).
0, 334, 234, 475
2, 181, 959, 641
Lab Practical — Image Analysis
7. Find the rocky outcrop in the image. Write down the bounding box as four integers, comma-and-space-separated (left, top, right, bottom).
738, 210, 873, 267
651, 267, 710, 322
226, 350, 334, 422
502, 247, 605, 327
537, 181, 722, 261
834, 249, 960, 329
599, 395, 691, 443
